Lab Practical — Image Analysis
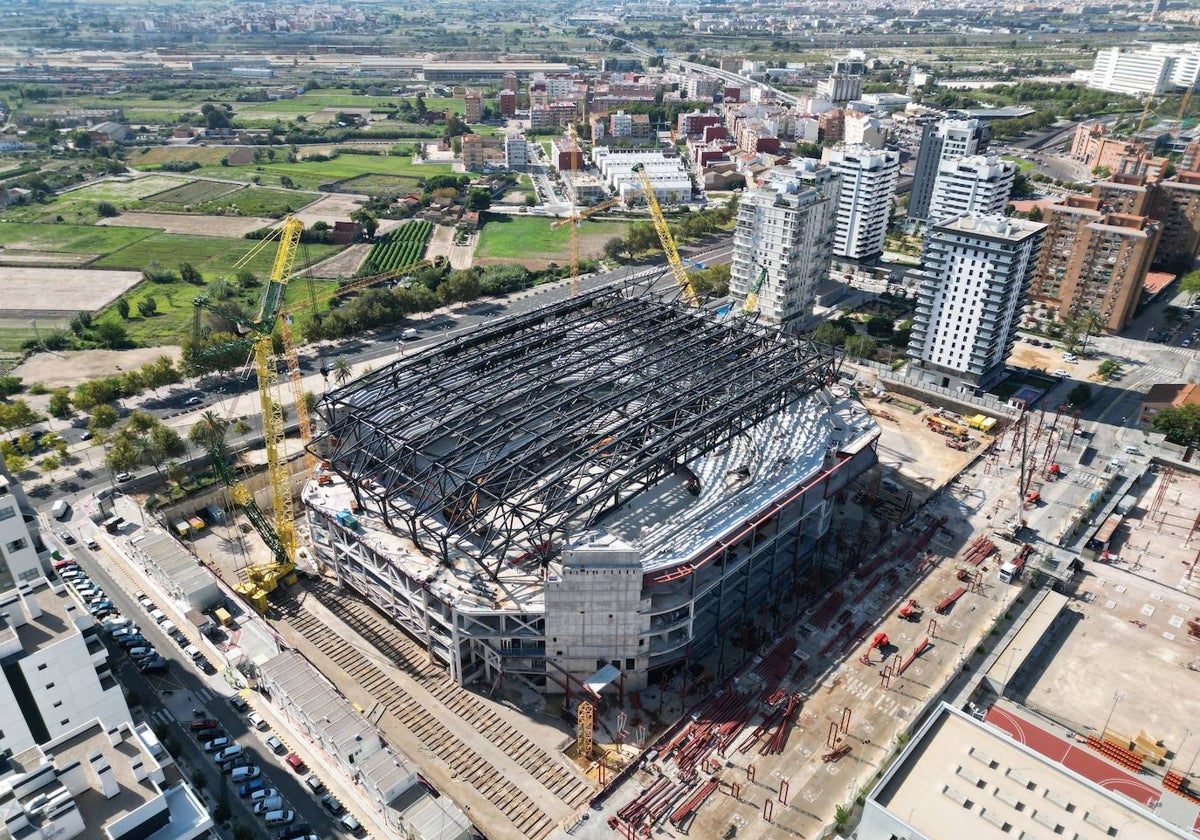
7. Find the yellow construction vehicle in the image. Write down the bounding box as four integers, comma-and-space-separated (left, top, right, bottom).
551, 197, 621, 298
631, 162, 697, 304
741, 265, 768, 318
194, 216, 307, 612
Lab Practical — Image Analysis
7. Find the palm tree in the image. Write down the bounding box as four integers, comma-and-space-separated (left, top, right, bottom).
332, 358, 353, 388
188, 410, 228, 455
1079, 309, 1103, 354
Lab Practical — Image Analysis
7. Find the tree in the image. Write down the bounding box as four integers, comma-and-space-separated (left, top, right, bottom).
165, 460, 186, 488
94, 321, 129, 349
438, 271, 481, 306
0, 376, 23, 398
1097, 359, 1121, 381
1181, 268, 1200, 295
1066, 383, 1092, 407
137, 296, 158, 317
303, 391, 318, 415
96, 201, 119, 217
814, 321, 850, 346
865, 314, 896, 338
1153, 403, 1200, 446
179, 262, 203, 285
116, 298, 130, 319
188, 411, 229, 454
332, 358, 353, 388
41, 454, 60, 473
89, 404, 119, 433
48, 388, 72, 420
1079, 309, 1103, 353
350, 209, 379, 240
1059, 316, 1083, 353
4, 454, 26, 475
603, 236, 626, 261
466, 188, 491, 211
0, 400, 41, 432
844, 334, 877, 359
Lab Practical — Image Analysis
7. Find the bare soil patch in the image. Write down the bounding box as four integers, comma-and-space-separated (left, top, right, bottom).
96, 212, 275, 238
306, 244, 369, 278
0, 267, 142, 314
290, 193, 366, 228
13, 346, 182, 389
0, 251, 96, 266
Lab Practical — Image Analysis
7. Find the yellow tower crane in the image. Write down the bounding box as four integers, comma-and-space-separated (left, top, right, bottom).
551, 197, 621, 297
194, 216, 308, 611
631, 163, 697, 304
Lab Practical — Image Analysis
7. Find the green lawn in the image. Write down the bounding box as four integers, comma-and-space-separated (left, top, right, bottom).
0, 221, 157, 254
91, 232, 341, 276
475, 215, 628, 260
1003, 155, 1036, 173
183, 155, 454, 191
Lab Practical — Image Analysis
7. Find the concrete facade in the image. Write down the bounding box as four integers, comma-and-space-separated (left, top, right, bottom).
825, 145, 900, 262
729, 157, 840, 332
928, 154, 1015, 225
908, 213, 1045, 392
909, 117, 992, 222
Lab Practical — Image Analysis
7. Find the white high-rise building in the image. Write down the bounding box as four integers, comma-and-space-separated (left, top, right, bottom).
927, 154, 1016, 225
908, 213, 1046, 392
504, 132, 528, 170
909, 118, 992, 222
730, 158, 840, 332
1088, 43, 1200, 96
824, 145, 900, 261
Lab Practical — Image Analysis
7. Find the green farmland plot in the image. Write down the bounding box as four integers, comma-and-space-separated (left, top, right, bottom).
360, 221, 433, 274
0, 221, 157, 256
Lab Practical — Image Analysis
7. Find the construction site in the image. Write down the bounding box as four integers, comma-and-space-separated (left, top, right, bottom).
303, 284, 881, 696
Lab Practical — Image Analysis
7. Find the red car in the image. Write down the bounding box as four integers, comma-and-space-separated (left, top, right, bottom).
52, 559, 76, 570
285, 752, 307, 774
188, 718, 218, 732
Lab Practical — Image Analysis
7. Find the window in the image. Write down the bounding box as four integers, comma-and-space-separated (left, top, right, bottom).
4, 538, 26, 554
45, 683, 54, 690
0, 506, 15, 522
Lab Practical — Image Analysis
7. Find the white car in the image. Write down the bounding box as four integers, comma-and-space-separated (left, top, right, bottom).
1054, 369, 1069, 377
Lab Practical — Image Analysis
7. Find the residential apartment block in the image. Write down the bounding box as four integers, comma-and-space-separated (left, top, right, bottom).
1087, 43, 1200, 95
927, 154, 1015, 225
824, 145, 900, 262
909, 117, 992, 222
908, 213, 1045, 392
730, 158, 840, 332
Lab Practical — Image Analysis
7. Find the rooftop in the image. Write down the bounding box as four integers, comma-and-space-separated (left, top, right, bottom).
312, 288, 845, 581
0, 578, 88, 655
868, 703, 1188, 840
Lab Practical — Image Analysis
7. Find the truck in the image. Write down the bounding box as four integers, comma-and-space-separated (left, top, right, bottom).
999, 555, 1025, 583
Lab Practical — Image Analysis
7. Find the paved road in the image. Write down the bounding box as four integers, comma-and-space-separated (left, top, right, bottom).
61, 527, 342, 838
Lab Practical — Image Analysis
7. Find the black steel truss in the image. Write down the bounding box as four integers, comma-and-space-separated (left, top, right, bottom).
313, 288, 836, 579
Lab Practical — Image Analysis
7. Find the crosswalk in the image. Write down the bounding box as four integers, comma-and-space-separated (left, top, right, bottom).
196, 687, 216, 703
148, 708, 175, 726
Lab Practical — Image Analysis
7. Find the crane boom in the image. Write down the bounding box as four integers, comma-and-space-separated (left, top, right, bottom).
741, 265, 768, 318
631, 163, 696, 304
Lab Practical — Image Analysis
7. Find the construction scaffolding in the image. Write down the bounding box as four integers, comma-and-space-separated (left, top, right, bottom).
313, 287, 838, 580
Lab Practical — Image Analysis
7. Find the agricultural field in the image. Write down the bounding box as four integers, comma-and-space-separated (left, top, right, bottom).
133, 182, 319, 218
336, 173, 423, 195
91, 231, 341, 277
131, 146, 233, 167
140, 180, 240, 207
0, 267, 142, 315
0, 174, 193, 224
172, 153, 454, 192
474, 215, 629, 264
96, 213, 274, 238
0, 221, 157, 255
360, 221, 433, 275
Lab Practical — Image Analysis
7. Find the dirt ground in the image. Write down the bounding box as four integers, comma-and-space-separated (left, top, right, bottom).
0, 267, 142, 314
0, 251, 95, 266
306, 243, 369, 278
12, 346, 181, 388
1018, 467, 1200, 760
96, 212, 275, 238
289, 193, 366, 228
861, 390, 983, 498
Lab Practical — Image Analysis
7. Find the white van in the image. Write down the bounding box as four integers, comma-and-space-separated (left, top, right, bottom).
263, 809, 295, 827
230, 766, 260, 783
401, 327, 419, 340
51, 500, 70, 521
1123, 445, 1140, 455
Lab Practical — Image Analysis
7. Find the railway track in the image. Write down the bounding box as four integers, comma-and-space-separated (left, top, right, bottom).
303, 580, 593, 809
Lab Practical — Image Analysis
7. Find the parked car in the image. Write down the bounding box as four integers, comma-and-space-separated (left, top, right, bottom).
284, 753, 307, 774
340, 814, 362, 835
254, 796, 285, 815
185, 396, 203, 406
52, 558, 75, 570
265, 735, 286, 755
304, 774, 324, 795
89, 601, 114, 614
192, 728, 222, 742
221, 754, 253, 773
111, 626, 139, 640
238, 779, 267, 798
276, 823, 309, 840
118, 634, 148, 648
247, 712, 267, 730
263, 810, 295, 828
249, 788, 279, 804
203, 737, 231, 753
214, 745, 244, 764
198, 658, 217, 675
230, 695, 250, 713
85, 538, 99, 551
138, 656, 169, 673
126, 646, 155, 660
320, 794, 344, 815
57, 531, 75, 545
188, 718, 218, 732
230, 766, 260, 783
138, 596, 155, 611
115, 471, 132, 482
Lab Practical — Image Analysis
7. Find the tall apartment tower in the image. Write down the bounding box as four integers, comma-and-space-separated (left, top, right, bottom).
909, 118, 993, 222
1152, 171, 1200, 266
1029, 195, 1161, 333
730, 158, 840, 333
908, 213, 1045, 392
464, 90, 484, 123
927, 154, 1016, 224
824, 145, 900, 262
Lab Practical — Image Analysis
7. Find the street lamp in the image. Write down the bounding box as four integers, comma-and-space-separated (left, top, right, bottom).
1102, 691, 1125, 738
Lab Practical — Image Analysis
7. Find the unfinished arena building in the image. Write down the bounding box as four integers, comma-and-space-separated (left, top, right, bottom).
303, 287, 880, 696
